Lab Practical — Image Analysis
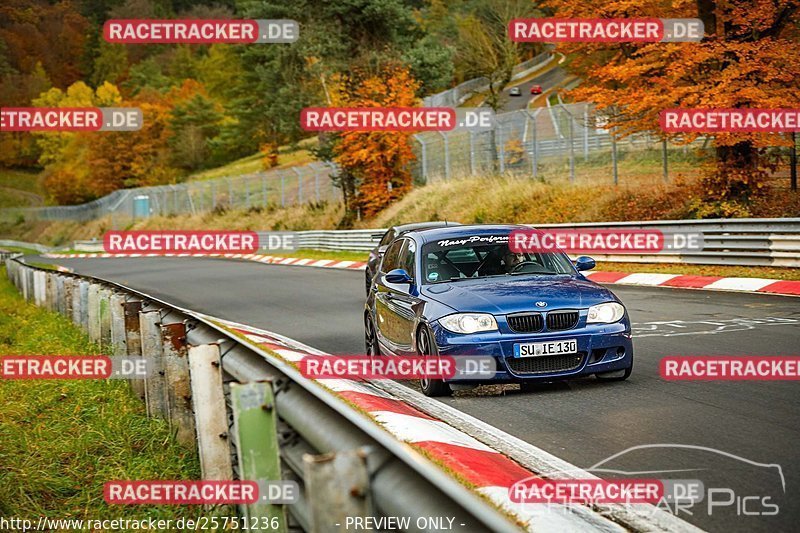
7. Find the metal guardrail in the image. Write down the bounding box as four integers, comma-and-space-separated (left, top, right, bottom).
2, 256, 524, 532
0, 239, 52, 254
288, 219, 800, 268
62, 218, 800, 267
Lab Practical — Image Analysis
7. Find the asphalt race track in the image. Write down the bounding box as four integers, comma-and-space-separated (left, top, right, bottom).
36, 255, 800, 532
501, 66, 569, 112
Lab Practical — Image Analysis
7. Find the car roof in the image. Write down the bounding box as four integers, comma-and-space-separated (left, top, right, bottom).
393, 221, 459, 233
406, 224, 529, 244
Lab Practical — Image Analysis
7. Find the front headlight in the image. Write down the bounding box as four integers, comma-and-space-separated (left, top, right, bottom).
439, 313, 498, 334
587, 302, 625, 323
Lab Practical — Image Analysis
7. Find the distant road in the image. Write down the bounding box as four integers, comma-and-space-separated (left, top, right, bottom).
499, 65, 570, 112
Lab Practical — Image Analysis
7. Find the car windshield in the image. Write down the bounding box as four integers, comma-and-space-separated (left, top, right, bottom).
421, 234, 575, 283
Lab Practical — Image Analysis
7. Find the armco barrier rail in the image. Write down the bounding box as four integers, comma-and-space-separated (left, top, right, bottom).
4, 256, 701, 533
287, 219, 800, 268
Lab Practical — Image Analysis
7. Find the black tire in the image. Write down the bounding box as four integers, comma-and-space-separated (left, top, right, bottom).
417, 325, 451, 397
365, 272, 372, 295
364, 313, 380, 357
596, 362, 633, 382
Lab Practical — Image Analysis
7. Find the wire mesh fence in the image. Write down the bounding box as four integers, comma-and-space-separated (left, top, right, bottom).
409, 102, 725, 186
0, 161, 339, 224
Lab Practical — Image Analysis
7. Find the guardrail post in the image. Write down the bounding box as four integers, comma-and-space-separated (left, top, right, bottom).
188, 344, 233, 480
99, 288, 112, 347
72, 279, 89, 331
140, 310, 168, 419
110, 292, 127, 357
23, 267, 30, 302
230, 381, 286, 532
64, 277, 75, 318
39, 271, 50, 309
22, 266, 31, 302
55, 275, 66, 315
87, 284, 102, 342
44, 272, 55, 311
124, 301, 145, 400
303, 449, 372, 533
162, 322, 196, 446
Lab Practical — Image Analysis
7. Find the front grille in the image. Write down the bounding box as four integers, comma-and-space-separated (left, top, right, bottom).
507, 313, 544, 333
507, 353, 585, 375
546, 310, 579, 331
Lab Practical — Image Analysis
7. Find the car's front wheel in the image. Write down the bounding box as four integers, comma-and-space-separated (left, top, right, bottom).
417, 325, 451, 397
364, 313, 380, 357
365, 272, 372, 295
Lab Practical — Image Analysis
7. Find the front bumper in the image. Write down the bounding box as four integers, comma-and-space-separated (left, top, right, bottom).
429, 318, 633, 383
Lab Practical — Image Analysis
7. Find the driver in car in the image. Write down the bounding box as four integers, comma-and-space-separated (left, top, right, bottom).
502, 251, 527, 273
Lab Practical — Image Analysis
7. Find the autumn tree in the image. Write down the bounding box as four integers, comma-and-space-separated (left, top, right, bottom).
328, 66, 420, 222
544, 0, 800, 212
455, 0, 542, 111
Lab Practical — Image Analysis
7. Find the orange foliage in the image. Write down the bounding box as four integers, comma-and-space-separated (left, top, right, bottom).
260, 143, 279, 169
543, 0, 800, 204
331, 66, 420, 218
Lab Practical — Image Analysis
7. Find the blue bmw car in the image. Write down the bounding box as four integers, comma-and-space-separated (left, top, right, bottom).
364, 225, 633, 396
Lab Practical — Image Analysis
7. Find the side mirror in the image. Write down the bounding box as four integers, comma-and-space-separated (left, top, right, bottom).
384, 268, 413, 284
378, 245, 389, 256
575, 256, 596, 271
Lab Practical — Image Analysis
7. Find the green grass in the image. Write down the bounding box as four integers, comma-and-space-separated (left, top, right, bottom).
0, 169, 45, 208
187, 138, 318, 182
278, 248, 369, 263
0, 267, 205, 521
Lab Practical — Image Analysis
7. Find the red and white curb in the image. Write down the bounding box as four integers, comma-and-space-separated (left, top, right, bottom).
209, 316, 699, 533
583, 271, 800, 297
43, 253, 368, 272
42, 253, 800, 297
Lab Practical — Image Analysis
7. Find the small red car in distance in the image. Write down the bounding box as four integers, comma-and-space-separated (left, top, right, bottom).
530, 85, 543, 95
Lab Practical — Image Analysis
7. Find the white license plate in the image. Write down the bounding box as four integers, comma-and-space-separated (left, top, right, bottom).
514, 339, 578, 358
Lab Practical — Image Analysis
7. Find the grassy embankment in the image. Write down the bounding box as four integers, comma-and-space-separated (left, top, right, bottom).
2, 149, 798, 280
0, 266, 204, 522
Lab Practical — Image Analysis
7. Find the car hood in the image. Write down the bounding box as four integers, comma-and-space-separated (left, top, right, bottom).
421, 275, 615, 315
